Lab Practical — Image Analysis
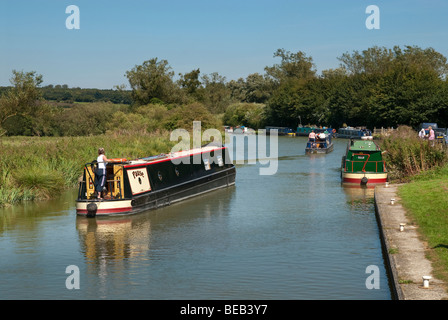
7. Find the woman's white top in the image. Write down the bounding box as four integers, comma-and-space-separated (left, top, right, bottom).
97, 155, 106, 169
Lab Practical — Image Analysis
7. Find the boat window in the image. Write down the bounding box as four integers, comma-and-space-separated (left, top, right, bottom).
158, 171, 163, 181
175, 167, 180, 176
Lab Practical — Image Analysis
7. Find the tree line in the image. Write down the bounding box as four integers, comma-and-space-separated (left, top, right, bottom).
1, 45, 447, 137
0, 85, 132, 105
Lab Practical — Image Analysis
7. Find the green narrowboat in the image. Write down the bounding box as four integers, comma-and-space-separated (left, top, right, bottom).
341, 140, 387, 185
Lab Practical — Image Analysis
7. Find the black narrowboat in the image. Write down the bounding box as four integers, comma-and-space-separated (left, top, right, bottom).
76, 144, 236, 217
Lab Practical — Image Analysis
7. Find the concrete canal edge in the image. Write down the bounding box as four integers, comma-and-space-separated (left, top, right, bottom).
374, 184, 448, 300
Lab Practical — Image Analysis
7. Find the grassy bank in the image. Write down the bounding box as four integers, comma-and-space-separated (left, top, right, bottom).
377, 125, 448, 285
0, 132, 177, 207
398, 164, 448, 284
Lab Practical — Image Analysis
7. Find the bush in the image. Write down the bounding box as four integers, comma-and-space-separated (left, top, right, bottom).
380, 126, 448, 181
55, 102, 128, 136
222, 103, 266, 129
163, 102, 221, 131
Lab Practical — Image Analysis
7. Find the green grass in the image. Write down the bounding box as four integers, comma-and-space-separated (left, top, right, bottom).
398, 164, 448, 285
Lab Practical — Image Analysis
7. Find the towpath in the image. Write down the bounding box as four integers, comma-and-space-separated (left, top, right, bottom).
375, 184, 448, 300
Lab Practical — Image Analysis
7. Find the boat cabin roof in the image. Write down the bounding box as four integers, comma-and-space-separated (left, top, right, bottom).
123, 145, 225, 167
349, 140, 379, 152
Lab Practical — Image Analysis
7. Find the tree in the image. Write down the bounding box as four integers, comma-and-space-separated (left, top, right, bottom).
199, 72, 232, 114
338, 46, 395, 75
265, 49, 316, 85
394, 45, 448, 79
125, 58, 178, 105
0, 70, 48, 136
338, 45, 448, 78
178, 68, 201, 96
242, 73, 273, 103
222, 103, 266, 129
336, 45, 448, 128
227, 73, 273, 104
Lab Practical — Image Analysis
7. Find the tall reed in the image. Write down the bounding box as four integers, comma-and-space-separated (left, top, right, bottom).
380, 126, 448, 181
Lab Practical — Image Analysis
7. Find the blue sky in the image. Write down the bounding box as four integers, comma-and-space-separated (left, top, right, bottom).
1, 0, 447, 89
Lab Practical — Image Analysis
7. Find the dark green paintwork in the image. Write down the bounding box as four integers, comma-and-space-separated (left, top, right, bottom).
343, 140, 386, 173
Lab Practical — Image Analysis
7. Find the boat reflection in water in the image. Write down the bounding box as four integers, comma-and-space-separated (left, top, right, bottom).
76, 214, 152, 263
342, 184, 375, 207
75, 185, 237, 297
76, 214, 153, 298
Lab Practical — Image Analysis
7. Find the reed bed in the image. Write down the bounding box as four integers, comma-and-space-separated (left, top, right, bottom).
0, 132, 176, 207
379, 126, 448, 181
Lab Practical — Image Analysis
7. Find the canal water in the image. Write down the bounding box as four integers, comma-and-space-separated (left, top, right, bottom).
0, 136, 391, 300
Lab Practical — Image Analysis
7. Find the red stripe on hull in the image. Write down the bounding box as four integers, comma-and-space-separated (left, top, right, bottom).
343, 177, 387, 184
76, 207, 132, 215
124, 147, 227, 168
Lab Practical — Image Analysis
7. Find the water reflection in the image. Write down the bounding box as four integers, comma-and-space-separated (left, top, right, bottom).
75, 186, 236, 288
76, 214, 153, 299
0, 190, 75, 234
76, 215, 151, 263
343, 185, 375, 207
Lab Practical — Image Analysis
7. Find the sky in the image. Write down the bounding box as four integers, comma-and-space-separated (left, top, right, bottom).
1, 0, 447, 89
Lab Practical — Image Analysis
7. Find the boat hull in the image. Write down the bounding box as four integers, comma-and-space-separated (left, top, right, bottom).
341, 172, 387, 185
305, 144, 334, 154
76, 166, 236, 216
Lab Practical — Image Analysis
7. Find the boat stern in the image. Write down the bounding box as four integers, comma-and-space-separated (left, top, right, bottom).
76, 199, 133, 217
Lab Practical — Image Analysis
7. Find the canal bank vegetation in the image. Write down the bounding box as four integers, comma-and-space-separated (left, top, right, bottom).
387, 126, 448, 288
379, 126, 448, 182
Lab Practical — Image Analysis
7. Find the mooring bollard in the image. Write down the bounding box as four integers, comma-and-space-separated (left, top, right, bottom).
385, 182, 389, 188
399, 223, 405, 232
422, 276, 431, 288
390, 198, 395, 205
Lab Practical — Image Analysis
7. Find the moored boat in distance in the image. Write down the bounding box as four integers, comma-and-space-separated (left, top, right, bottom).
341, 139, 387, 186
297, 126, 335, 137
265, 126, 294, 136
305, 132, 334, 154
337, 127, 372, 140
76, 144, 236, 217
